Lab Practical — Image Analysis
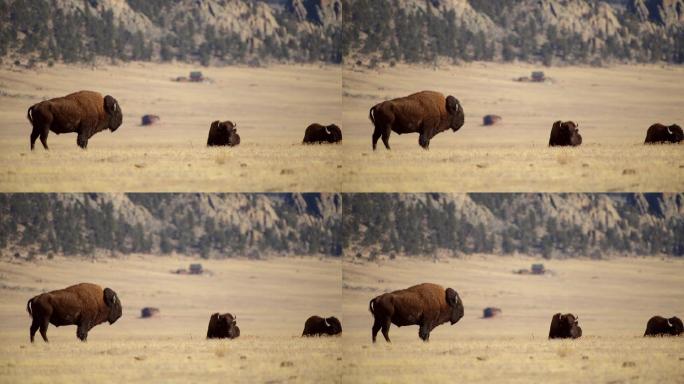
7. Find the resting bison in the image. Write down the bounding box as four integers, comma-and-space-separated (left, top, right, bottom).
644, 124, 683, 144
549, 121, 582, 147
26, 283, 122, 342
303, 123, 342, 144
369, 283, 464, 342
207, 120, 240, 147
548, 313, 582, 339
207, 312, 240, 339
27, 90, 122, 150
302, 315, 342, 336
644, 316, 683, 336
368, 90, 465, 150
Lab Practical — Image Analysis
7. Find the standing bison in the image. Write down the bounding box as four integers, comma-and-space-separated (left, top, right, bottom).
26, 283, 122, 342
302, 315, 342, 336
303, 123, 342, 144
368, 283, 464, 342
27, 90, 122, 150
549, 121, 582, 147
369, 90, 465, 150
207, 120, 240, 147
644, 315, 683, 336
644, 124, 683, 144
548, 313, 582, 339
207, 312, 241, 339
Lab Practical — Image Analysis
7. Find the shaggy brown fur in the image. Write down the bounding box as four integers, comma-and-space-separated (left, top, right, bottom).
369, 283, 464, 342
27, 90, 122, 150
644, 315, 683, 336
207, 121, 240, 147
207, 313, 240, 339
549, 121, 582, 147
26, 283, 122, 342
644, 123, 683, 144
548, 313, 582, 339
302, 315, 342, 336
302, 123, 342, 144
369, 90, 464, 150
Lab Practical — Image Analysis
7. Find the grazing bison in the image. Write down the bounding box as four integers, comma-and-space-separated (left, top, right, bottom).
644, 124, 683, 144
368, 90, 465, 150
207, 120, 240, 147
26, 283, 122, 342
302, 315, 342, 336
207, 313, 240, 339
644, 316, 683, 336
548, 313, 582, 339
549, 121, 582, 147
303, 123, 342, 144
27, 90, 122, 150
368, 283, 464, 342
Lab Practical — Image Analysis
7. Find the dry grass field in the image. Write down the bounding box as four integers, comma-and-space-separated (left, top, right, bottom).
0, 256, 342, 383
1, 62, 682, 192
342, 256, 684, 383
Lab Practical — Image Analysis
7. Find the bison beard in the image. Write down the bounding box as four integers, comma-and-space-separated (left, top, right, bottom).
27, 90, 122, 150
26, 283, 122, 343
369, 90, 464, 150
369, 283, 464, 343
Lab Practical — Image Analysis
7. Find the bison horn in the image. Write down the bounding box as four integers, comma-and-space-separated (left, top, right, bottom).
113, 103, 117, 111
324, 318, 330, 327
667, 126, 673, 135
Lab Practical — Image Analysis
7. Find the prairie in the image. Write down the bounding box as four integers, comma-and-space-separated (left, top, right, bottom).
341, 255, 684, 383
0, 256, 342, 383
0, 63, 682, 192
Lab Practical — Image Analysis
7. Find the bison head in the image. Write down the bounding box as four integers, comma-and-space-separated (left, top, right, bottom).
668, 316, 684, 335
325, 124, 343, 143
324, 316, 342, 335
553, 121, 582, 146
103, 287, 122, 324
445, 288, 464, 325
446, 96, 465, 132
667, 124, 683, 143
558, 313, 582, 338
104, 95, 123, 132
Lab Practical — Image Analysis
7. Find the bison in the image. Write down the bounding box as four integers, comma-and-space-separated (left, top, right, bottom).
368, 90, 465, 150
302, 315, 342, 337
549, 121, 582, 147
207, 120, 240, 147
644, 315, 683, 336
303, 123, 342, 144
26, 283, 122, 342
644, 124, 683, 144
548, 313, 582, 339
27, 90, 122, 150
369, 283, 464, 342
207, 312, 240, 339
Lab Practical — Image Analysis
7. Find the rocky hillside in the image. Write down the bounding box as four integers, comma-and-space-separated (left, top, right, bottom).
344, 0, 684, 65
0, 0, 341, 65
342, 193, 683, 258
0, 193, 342, 259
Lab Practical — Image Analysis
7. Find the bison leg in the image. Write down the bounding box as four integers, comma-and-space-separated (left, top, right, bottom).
381, 126, 392, 150
380, 319, 392, 343
29, 319, 40, 343
418, 134, 430, 150
76, 132, 89, 149
38, 319, 49, 342
371, 319, 382, 343
30, 128, 40, 151
38, 128, 50, 150
372, 129, 382, 151
418, 323, 431, 342
76, 322, 89, 342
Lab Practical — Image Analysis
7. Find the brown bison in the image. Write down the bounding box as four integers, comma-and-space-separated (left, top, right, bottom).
27, 90, 123, 150
26, 283, 122, 342
302, 315, 342, 336
303, 123, 342, 144
644, 316, 683, 336
549, 121, 582, 147
207, 121, 240, 147
548, 313, 582, 339
644, 124, 683, 144
369, 283, 464, 342
368, 90, 465, 150
207, 312, 240, 339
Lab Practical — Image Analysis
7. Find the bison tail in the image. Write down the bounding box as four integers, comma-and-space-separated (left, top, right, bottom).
368, 106, 376, 125
26, 106, 34, 124
26, 298, 34, 318
368, 298, 376, 315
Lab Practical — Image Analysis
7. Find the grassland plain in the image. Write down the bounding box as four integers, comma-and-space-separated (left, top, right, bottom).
1, 62, 682, 192
341, 255, 684, 383
0, 256, 342, 383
